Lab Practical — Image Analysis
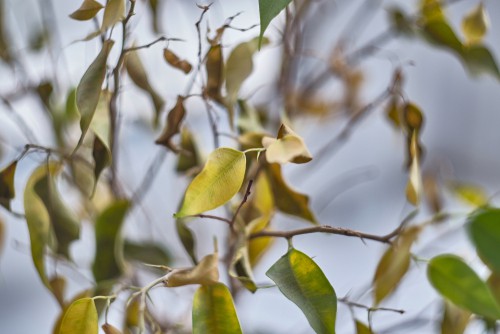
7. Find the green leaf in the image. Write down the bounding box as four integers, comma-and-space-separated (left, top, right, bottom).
265, 163, 317, 224
258, 0, 292, 48
101, 0, 125, 31
175, 148, 246, 218
421, 19, 463, 54
124, 241, 171, 266
76, 40, 114, 149
267, 248, 337, 334
69, 0, 104, 21
461, 3, 489, 45
467, 207, 500, 273
58, 298, 98, 334
176, 218, 198, 264
440, 300, 471, 334
192, 282, 242, 334
427, 254, 500, 320
355, 321, 373, 334
462, 45, 500, 81
0, 160, 17, 210
92, 200, 130, 282
166, 252, 219, 287
155, 96, 186, 153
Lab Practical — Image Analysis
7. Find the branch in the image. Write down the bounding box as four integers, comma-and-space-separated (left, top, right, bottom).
229, 180, 253, 227
124, 37, 184, 53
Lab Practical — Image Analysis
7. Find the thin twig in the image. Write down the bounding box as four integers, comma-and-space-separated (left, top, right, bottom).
189, 214, 232, 225
124, 37, 184, 53
229, 180, 253, 227
131, 149, 167, 206
339, 297, 405, 314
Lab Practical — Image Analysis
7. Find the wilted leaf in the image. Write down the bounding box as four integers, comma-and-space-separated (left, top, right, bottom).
124, 240, 171, 266
440, 300, 471, 334
355, 321, 373, 334
258, 0, 292, 48
427, 254, 500, 320
229, 231, 257, 292
50, 276, 67, 309
163, 49, 192, 74
461, 3, 489, 45
175, 148, 246, 218
101, 0, 125, 31
449, 182, 488, 207
403, 103, 424, 132
76, 40, 114, 149
176, 128, 200, 173
58, 298, 98, 334
69, 0, 104, 21
265, 163, 317, 224
467, 207, 500, 273
92, 200, 130, 282
373, 226, 421, 304
192, 282, 242, 334
385, 97, 402, 128
406, 131, 422, 206
155, 96, 186, 153
102, 323, 122, 334
176, 218, 197, 264
263, 124, 312, 164
0, 161, 16, 210
125, 50, 165, 125
204, 45, 224, 104
166, 253, 219, 287
267, 248, 337, 334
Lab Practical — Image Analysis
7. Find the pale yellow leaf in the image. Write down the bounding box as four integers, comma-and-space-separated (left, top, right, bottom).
69, 0, 104, 21
462, 3, 489, 45
166, 253, 219, 287
101, 0, 125, 31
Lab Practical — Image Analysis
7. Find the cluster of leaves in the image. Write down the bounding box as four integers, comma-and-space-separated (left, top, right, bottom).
1, 0, 500, 333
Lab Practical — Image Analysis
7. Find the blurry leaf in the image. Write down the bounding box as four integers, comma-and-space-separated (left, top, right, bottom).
58, 298, 98, 334
0, 161, 17, 210
204, 45, 224, 105
50, 276, 67, 309
421, 19, 463, 54
163, 48, 192, 74
427, 254, 500, 320
175, 148, 246, 218
229, 232, 257, 292
419, 0, 445, 22
403, 103, 424, 132
36, 81, 53, 109
449, 182, 488, 207
92, 200, 130, 282
488, 272, 500, 305
70, 151, 96, 198
166, 252, 219, 287
125, 297, 140, 329
389, 7, 414, 36
423, 174, 443, 214
247, 215, 273, 267
124, 240, 171, 266
176, 128, 200, 173
440, 300, 471, 334
385, 97, 402, 129
76, 40, 114, 149
192, 282, 242, 334
176, 218, 198, 264
355, 321, 373, 334
467, 207, 500, 273
0, 0, 12, 63
265, 163, 317, 224
34, 169, 80, 258
237, 100, 265, 133
267, 248, 337, 334
263, 124, 312, 164
461, 3, 489, 45
373, 226, 421, 304
125, 50, 165, 125
155, 96, 186, 153
254, 172, 274, 216
0, 218, 4, 259
146, 0, 160, 33
406, 132, 422, 206
225, 37, 268, 106
102, 323, 122, 334
258, 0, 292, 48
101, 0, 125, 31
29, 28, 49, 52
90, 90, 112, 194
69, 0, 104, 21
92, 136, 111, 195
462, 45, 500, 81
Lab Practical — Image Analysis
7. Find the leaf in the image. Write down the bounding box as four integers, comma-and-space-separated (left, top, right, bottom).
373, 226, 421, 304
155, 96, 186, 153
123, 240, 171, 266
440, 300, 471, 334
90, 90, 112, 194
101, 0, 125, 31
247, 215, 273, 267
125, 297, 140, 329
163, 48, 192, 74
166, 253, 219, 287
406, 131, 422, 206
204, 45, 224, 105
423, 174, 443, 214
258, 0, 292, 48
427, 254, 500, 320
50, 276, 67, 308
146, 0, 160, 33
488, 272, 500, 305
267, 248, 337, 334
461, 3, 489, 45
92, 200, 130, 282
58, 298, 98, 334
467, 207, 500, 273
192, 282, 242, 334
462, 45, 500, 81
355, 321, 373, 334
263, 124, 312, 164
102, 323, 122, 334
76, 40, 114, 149
69, 0, 104, 21
0, 218, 4, 260
265, 163, 317, 224
385, 97, 402, 129
176, 218, 198, 264
125, 50, 165, 125
421, 19, 463, 54
229, 231, 257, 292
419, 0, 445, 22
450, 182, 488, 207
0, 161, 16, 210
175, 148, 246, 218
176, 128, 200, 173
403, 103, 424, 132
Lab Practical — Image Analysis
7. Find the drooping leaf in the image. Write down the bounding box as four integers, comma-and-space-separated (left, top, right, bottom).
92, 200, 130, 282
467, 207, 500, 273
403, 103, 424, 132
406, 131, 422, 206
163, 48, 192, 74
123, 240, 171, 266
229, 230, 257, 292
125, 297, 140, 330
0, 161, 17, 210
52, 289, 93, 334
176, 128, 200, 173
461, 3, 489, 45
427, 254, 500, 320
419, 0, 445, 22
247, 214, 273, 267
76, 40, 114, 149
166, 253, 219, 287
449, 182, 488, 207
192, 282, 242, 334
50, 276, 67, 309
204, 45, 224, 105
385, 97, 402, 129
101, 0, 125, 31
440, 300, 471, 334
373, 226, 421, 304
267, 248, 337, 334
258, 0, 292, 48
421, 19, 463, 54
69, 0, 104, 21
263, 124, 312, 164
265, 163, 317, 224
355, 321, 373, 334
155, 96, 186, 153
176, 218, 198, 264
462, 45, 500, 81
102, 323, 122, 334
175, 148, 246, 218
58, 298, 98, 334
125, 50, 165, 125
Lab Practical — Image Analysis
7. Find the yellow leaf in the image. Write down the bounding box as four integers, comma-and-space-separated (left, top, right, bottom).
462, 3, 489, 45
419, 0, 445, 22
166, 253, 219, 287
449, 182, 488, 207
101, 0, 125, 31
263, 124, 312, 164
175, 148, 246, 218
69, 0, 104, 21
50, 276, 67, 309
406, 131, 422, 206
58, 298, 98, 334
155, 96, 186, 153
440, 300, 471, 334
247, 214, 274, 267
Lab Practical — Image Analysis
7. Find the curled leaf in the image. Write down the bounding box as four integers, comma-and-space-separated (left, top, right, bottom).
0, 161, 17, 210
155, 96, 186, 153
406, 131, 422, 206
166, 253, 219, 287
467, 207, 500, 273
163, 48, 192, 74
176, 218, 198, 264
176, 128, 200, 173
102, 323, 122, 334
69, 0, 104, 21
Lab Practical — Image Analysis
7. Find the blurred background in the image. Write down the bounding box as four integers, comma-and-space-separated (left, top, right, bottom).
1, 0, 500, 333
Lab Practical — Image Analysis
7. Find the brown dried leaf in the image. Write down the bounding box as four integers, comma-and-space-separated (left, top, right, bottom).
69, 0, 104, 21
204, 45, 224, 104
163, 49, 192, 74
166, 253, 219, 287
155, 96, 186, 153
